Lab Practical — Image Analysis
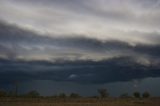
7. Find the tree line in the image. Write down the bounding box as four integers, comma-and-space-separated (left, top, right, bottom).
0, 88, 150, 98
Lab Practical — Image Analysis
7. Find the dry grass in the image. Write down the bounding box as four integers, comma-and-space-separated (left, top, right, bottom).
0, 97, 160, 106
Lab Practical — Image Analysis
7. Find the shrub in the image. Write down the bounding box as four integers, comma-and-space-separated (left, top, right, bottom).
98, 88, 109, 98
142, 91, 150, 98
26, 90, 40, 97
120, 93, 130, 98
133, 92, 141, 98
70, 93, 80, 98
59, 93, 67, 98
0, 90, 7, 97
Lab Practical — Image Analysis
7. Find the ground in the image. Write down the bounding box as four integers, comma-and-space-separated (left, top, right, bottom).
0, 97, 160, 106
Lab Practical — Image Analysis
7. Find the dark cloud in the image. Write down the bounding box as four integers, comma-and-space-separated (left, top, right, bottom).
0, 57, 160, 84
133, 45, 160, 57
0, 0, 160, 96
0, 19, 160, 85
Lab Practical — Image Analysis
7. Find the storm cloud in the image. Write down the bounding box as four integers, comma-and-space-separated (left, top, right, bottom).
0, 0, 160, 85
0, 21, 160, 84
0, 56, 160, 84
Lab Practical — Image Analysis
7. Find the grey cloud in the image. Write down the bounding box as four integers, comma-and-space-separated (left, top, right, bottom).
0, 20, 160, 63
1, 0, 160, 41
1, 0, 160, 96
131, 0, 160, 8
0, 21, 160, 84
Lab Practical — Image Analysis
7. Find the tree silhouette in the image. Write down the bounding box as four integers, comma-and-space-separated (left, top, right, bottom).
142, 91, 150, 98
98, 88, 109, 98
26, 90, 40, 97
133, 91, 140, 98
120, 93, 130, 98
70, 93, 80, 98
59, 93, 66, 98
7, 91, 15, 97
0, 90, 7, 97
13, 81, 19, 97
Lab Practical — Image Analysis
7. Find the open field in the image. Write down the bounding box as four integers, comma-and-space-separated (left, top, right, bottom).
0, 97, 160, 106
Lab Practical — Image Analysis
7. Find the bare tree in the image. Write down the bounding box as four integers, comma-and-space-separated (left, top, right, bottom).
13, 81, 19, 97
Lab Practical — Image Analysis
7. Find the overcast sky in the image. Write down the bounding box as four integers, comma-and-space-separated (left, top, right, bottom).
1, 0, 160, 44
0, 0, 160, 62
0, 0, 160, 88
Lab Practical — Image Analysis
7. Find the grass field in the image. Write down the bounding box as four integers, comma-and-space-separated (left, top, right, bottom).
0, 97, 160, 106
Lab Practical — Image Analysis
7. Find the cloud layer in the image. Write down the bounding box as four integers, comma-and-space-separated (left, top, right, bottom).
0, 0, 160, 84
0, 21, 160, 84
0, 0, 160, 44
0, 56, 160, 84
0, 21, 160, 63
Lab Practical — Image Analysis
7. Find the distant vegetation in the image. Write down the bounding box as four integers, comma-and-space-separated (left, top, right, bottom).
98, 88, 109, 98
133, 91, 141, 98
0, 88, 158, 106
142, 91, 150, 98
0, 88, 151, 99
0, 90, 7, 97
24, 90, 40, 98
69, 93, 81, 98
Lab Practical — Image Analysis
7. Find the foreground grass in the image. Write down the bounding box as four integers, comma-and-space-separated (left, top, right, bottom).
0, 97, 160, 106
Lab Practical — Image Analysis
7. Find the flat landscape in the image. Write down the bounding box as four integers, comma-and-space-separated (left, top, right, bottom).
1, 1, 160, 106
0, 98, 160, 106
